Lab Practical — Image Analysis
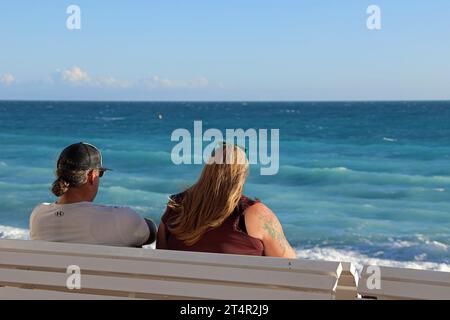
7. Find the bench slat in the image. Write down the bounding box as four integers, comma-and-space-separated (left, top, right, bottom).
358, 265, 450, 300
0, 287, 139, 300
0, 239, 340, 276
0, 268, 333, 300
358, 279, 450, 300
0, 251, 338, 292
360, 265, 450, 285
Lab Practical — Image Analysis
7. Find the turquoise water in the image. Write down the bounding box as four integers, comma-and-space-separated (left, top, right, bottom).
0, 101, 449, 270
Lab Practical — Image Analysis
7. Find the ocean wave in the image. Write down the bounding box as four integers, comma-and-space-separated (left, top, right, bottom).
106, 175, 192, 195
0, 163, 52, 176
296, 246, 450, 272
281, 109, 302, 114
103, 148, 173, 165
277, 165, 450, 188
103, 185, 167, 197
96, 117, 126, 122
0, 181, 51, 191
100, 185, 169, 207
0, 225, 29, 240
412, 234, 449, 251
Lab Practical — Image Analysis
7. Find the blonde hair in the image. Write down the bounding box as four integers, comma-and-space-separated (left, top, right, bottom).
167, 144, 249, 246
51, 168, 89, 197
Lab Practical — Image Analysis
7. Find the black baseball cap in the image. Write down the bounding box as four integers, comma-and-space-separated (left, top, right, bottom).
57, 142, 111, 172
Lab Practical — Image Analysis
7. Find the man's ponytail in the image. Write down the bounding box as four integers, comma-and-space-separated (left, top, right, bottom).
51, 168, 89, 197
51, 177, 70, 197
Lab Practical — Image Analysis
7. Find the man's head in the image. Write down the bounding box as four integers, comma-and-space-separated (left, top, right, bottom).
51, 142, 110, 202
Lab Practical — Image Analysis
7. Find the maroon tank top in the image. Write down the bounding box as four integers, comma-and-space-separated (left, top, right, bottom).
158, 193, 264, 256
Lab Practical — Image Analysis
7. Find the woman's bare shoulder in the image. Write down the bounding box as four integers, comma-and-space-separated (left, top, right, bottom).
244, 202, 278, 239
245, 202, 276, 220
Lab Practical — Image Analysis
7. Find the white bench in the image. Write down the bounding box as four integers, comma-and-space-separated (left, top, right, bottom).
358, 265, 450, 300
0, 239, 347, 300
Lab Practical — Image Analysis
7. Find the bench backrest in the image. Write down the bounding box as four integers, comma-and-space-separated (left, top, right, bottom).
358, 265, 450, 300
0, 239, 343, 300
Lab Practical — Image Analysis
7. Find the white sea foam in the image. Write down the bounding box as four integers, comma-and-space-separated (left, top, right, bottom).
383, 137, 397, 142
333, 167, 349, 172
414, 234, 449, 251
98, 117, 126, 121
296, 247, 450, 272
0, 225, 29, 240
426, 240, 448, 251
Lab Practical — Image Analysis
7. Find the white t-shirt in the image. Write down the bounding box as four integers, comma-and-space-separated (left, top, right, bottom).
30, 202, 150, 247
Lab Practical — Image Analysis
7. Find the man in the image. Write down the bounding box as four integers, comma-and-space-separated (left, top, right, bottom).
30, 142, 157, 247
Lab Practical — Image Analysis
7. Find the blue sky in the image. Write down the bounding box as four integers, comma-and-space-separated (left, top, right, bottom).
0, 1, 449, 101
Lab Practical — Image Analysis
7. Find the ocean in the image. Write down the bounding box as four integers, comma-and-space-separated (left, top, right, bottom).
0, 100, 449, 271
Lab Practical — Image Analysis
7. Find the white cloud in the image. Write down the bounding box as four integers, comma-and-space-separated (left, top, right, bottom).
17, 68, 222, 94
60, 66, 91, 84
55, 67, 132, 89
96, 76, 132, 88
1, 73, 15, 86
142, 75, 210, 89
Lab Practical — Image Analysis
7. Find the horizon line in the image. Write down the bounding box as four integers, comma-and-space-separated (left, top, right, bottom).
1, 99, 450, 103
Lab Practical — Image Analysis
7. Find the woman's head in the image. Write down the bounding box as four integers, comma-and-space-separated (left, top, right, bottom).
168, 143, 249, 246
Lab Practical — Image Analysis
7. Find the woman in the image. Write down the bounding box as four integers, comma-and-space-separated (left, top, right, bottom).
157, 143, 297, 258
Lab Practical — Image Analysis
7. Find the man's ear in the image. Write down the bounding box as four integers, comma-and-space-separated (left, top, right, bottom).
87, 170, 97, 185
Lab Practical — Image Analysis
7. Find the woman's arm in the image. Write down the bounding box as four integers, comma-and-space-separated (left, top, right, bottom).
156, 221, 168, 249
245, 203, 297, 259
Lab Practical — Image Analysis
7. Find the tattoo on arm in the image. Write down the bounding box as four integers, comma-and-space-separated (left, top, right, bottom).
259, 214, 288, 255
